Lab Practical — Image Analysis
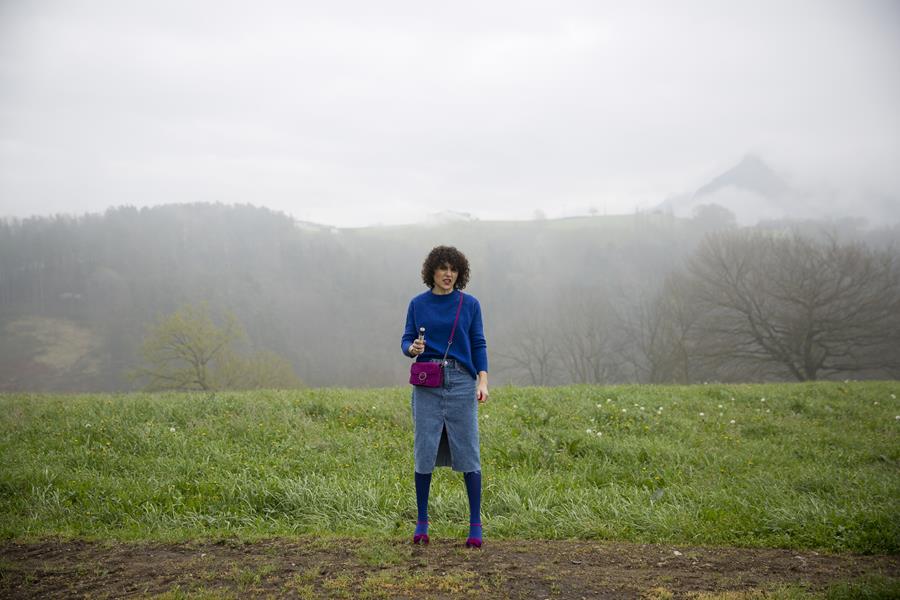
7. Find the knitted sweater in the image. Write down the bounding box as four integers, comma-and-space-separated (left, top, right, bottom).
401, 289, 488, 378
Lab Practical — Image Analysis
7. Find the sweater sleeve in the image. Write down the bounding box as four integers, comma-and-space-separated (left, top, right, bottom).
401, 300, 416, 357
469, 299, 488, 373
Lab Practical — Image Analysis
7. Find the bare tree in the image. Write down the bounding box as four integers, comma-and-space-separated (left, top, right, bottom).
555, 292, 620, 383
618, 277, 705, 384
495, 319, 559, 386
618, 286, 670, 383
687, 230, 900, 380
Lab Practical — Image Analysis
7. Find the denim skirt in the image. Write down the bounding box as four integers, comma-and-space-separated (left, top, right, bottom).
411, 359, 481, 474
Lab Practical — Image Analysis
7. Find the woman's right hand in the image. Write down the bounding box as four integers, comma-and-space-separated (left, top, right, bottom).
409, 338, 425, 356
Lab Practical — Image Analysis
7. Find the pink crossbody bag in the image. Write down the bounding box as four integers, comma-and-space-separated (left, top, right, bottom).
409, 292, 464, 387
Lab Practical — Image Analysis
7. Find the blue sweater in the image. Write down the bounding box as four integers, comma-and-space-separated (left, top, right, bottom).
402, 289, 488, 379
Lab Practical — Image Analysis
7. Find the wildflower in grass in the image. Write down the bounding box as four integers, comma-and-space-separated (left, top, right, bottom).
718, 404, 723, 409
606, 398, 611, 402
170, 427, 176, 433
874, 401, 879, 405
730, 420, 736, 424
596, 431, 602, 437
891, 394, 896, 399
621, 408, 627, 413
766, 409, 771, 413
586, 428, 593, 434
895, 415, 899, 420
760, 397, 766, 402
699, 412, 705, 417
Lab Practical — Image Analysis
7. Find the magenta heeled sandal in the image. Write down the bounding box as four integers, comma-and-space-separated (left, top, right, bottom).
465, 522, 482, 548
413, 521, 430, 545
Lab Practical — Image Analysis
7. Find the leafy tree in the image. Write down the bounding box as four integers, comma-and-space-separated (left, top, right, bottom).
132, 303, 302, 391
213, 348, 302, 390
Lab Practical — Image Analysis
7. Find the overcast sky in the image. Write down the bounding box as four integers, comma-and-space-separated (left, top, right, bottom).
1, 1, 898, 227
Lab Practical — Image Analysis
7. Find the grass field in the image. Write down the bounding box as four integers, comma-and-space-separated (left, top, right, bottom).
1, 381, 898, 554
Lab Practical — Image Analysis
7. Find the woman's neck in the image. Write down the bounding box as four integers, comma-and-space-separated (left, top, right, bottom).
430, 286, 455, 296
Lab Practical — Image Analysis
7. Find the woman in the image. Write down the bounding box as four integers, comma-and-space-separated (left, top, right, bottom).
401, 245, 489, 548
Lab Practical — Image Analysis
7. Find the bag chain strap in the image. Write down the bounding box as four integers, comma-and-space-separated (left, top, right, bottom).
440, 292, 464, 365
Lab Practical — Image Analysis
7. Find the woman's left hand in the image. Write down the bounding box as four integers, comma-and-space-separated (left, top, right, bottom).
476, 382, 489, 403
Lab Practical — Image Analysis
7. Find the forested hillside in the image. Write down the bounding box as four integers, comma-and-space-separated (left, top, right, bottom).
1, 203, 897, 391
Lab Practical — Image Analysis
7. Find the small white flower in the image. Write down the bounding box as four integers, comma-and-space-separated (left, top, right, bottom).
699, 412, 705, 417
586, 428, 593, 434
718, 404, 723, 409
657, 407, 663, 411
640, 406, 645, 411
596, 431, 603, 437
85, 423, 92, 428
621, 408, 627, 413
766, 409, 771, 413
730, 397, 735, 401
895, 415, 899, 420
719, 412, 723, 417
590, 417, 596, 422
729, 420, 736, 424
606, 398, 612, 402
596, 403, 602, 408
874, 401, 879, 405
169, 427, 176, 433
513, 404, 518, 409
760, 397, 766, 402
891, 394, 896, 399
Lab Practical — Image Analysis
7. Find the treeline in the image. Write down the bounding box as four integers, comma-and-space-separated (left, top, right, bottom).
0, 203, 897, 391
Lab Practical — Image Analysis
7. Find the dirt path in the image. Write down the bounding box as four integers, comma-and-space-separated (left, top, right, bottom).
1, 537, 897, 599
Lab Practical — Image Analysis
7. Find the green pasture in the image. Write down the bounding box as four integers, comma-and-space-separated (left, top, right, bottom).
1, 382, 898, 553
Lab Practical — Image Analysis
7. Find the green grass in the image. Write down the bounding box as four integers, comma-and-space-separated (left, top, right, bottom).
1, 382, 898, 552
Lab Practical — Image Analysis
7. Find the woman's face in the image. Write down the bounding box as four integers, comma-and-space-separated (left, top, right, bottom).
432, 262, 458, 293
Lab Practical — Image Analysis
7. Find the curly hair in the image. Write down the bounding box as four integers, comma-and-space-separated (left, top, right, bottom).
420, 245, 470, 290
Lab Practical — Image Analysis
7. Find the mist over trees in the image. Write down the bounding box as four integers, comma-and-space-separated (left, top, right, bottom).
0, 203, 897, 391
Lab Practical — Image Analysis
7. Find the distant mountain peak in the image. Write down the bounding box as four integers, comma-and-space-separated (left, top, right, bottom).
694, 154, 790, 199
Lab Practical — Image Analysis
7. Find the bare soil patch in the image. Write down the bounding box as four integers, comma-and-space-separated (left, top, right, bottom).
1, 537, 897, 599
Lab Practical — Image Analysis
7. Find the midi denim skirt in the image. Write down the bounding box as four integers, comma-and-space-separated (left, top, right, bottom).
411, 359, 481, 474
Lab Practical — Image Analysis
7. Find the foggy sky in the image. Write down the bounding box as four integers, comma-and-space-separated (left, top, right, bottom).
1, 1, 899, 227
